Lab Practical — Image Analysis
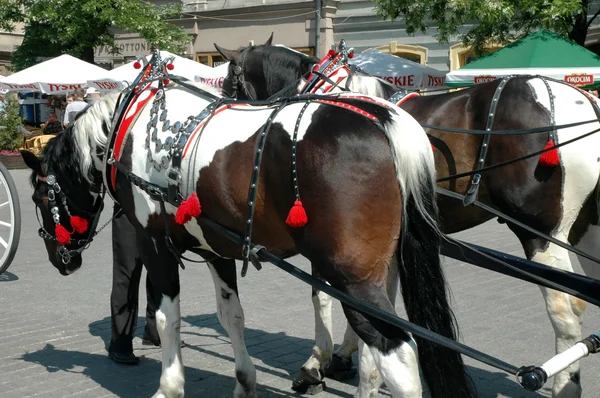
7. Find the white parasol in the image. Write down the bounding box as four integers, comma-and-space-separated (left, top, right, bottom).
349, 49, 447, 90
0, 54, 111, 95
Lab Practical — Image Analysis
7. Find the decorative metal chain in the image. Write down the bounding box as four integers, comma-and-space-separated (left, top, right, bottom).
144, 86, 219, 175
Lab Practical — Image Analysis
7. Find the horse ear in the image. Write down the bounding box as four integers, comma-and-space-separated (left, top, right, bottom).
20, 150, 42, 175
214, 43, 241, 63
264, 32, 274, 46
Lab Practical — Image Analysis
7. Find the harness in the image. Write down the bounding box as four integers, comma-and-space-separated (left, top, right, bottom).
98, 48, 389, 275
35, 173, 108, 264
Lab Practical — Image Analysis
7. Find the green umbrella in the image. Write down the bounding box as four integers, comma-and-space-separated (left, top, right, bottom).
446, 29, 600, 89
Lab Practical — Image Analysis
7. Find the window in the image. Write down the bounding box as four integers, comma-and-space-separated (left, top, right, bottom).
449, 43, 505, 71
375, 42, 428, 65
197, 53, 226, 67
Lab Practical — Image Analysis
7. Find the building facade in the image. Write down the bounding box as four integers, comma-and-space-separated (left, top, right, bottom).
0, 23, 24, 76
3, 1, 600, 74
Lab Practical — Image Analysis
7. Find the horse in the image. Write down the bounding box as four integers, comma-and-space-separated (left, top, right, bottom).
20, 52, 476, 398
214, 41, 600, 398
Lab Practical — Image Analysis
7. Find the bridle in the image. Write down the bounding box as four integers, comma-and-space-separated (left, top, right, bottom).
228, 49, 257, 100
35, 173, 107, 264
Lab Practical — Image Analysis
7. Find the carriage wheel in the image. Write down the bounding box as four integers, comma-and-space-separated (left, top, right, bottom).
0, 161, 21, 275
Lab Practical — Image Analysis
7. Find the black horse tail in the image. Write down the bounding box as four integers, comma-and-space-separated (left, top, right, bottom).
398, 171, 477, 398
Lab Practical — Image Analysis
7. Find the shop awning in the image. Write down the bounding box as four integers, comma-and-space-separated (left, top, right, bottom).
0, 54, 111, 94
349, 49, 447, 90
446, 29, 600, 89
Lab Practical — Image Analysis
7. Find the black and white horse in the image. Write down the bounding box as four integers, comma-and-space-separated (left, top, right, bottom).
215, 40, 600, 398
21, 53, 475, 398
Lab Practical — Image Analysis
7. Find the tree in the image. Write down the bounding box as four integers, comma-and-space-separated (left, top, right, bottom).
0, 0, 191, 70
373, 0, 599, 55
0, 94, 26, 152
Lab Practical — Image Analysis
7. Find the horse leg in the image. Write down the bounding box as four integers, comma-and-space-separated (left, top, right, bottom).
353, 255, 399, 397
326, 255, 399, 384
342, 283, 421, 398
136, 234, 184, 398
292, 263, 333, 393
325, 322, 359, 380
207, 259, 257, 398
522, 238, 584, 398
354, 340, 383, 398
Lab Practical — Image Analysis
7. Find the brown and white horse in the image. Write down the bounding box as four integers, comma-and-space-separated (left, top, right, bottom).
20, 60, 475, 398
215, 41, 600, 398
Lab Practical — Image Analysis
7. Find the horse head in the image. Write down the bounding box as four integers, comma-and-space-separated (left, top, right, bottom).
215, 35, 319, 100
20, 94, 118, 275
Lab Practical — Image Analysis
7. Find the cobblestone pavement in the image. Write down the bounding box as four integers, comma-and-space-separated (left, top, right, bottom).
1, 169, 599, 397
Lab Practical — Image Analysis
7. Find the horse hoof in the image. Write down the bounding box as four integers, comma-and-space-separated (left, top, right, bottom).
324, 354, 357, 381
292, 367, 326, 395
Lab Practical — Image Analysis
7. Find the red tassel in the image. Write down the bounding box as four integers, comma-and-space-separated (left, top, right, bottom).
286, 200, 308, 228
56, 224, 71, 246
70, 216, 88, 234
539, 140, 560, 167
431, 144, 436, 151
175, 192, 201, 224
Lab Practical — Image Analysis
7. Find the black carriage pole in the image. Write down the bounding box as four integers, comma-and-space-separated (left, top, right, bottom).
200, 216, 520, 375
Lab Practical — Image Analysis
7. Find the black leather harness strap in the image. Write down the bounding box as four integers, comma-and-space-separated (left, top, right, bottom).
241, 103, 289, 277
540, 78, 557, 148
463, 76, 511, 206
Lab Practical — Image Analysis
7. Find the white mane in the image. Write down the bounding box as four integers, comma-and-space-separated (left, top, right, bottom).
72, 91, 120, 183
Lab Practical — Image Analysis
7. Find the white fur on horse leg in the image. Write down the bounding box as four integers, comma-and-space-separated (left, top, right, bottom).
366, 337, 421, 398
208, 265, 256, 398
354, 258, 399, 397
354, 340, 383, 398
532, 245, 584, 398
154, 294, 184, 398
302, 289, 334, 373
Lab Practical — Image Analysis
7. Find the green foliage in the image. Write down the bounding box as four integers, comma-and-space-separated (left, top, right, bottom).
0, 94, 26, 152
373, 0, 593, 55
0, 0, 190, 70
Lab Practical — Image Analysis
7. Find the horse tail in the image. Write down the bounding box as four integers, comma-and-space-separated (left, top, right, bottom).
382, 109, 477, 398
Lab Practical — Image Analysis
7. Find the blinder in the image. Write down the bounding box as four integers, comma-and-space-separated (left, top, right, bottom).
228, 51, 257, 100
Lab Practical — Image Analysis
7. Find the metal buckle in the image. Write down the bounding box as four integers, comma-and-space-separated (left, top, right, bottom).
166, 167, 180, 186
471, 174, 481, 186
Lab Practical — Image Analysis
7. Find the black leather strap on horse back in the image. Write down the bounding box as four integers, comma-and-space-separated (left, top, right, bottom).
291, 102, 311, 201
104, 55, 158, 201
463, 76, 511, 206
540, 78, 557, 145
241, 103, 288, 276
